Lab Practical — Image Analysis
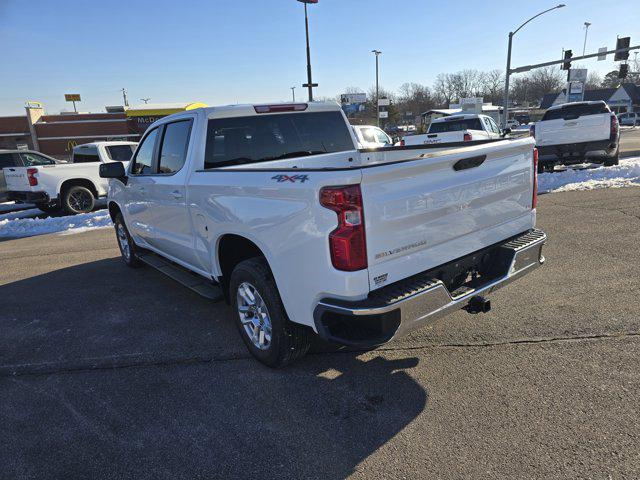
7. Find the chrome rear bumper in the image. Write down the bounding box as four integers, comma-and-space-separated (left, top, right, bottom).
314, 229, 546, 347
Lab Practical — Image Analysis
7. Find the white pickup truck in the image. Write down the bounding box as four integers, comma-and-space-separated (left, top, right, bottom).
100, 101, 546, 367
4, 141, 137, 214
402, 114, 504, 146
533, 101, 620, 171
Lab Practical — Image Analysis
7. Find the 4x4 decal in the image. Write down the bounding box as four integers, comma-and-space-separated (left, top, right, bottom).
271, 174, 309, 183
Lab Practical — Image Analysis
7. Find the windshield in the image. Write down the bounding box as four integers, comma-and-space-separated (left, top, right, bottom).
542, 103, 609, 121
106, 145, 136, 162
429, 118, 482, 133
204, 111, 354, 168
20, 152, 56, 166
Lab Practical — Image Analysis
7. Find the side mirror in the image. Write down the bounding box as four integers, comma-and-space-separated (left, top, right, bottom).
99, 161, 126, 179
502, 128, 511, 136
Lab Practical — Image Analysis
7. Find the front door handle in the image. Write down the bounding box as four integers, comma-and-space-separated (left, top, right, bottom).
170, 190, 183, 199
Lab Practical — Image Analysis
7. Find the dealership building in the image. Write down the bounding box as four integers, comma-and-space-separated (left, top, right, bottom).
0, 101, 206, 159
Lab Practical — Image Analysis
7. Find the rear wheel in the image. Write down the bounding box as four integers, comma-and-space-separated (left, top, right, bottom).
62, 185, 95, 215
114, 213, 142, 268
230, 257, 311, 367
603, 151, 619, 167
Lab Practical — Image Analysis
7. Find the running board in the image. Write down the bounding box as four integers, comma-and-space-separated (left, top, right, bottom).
138, 252, 223, 302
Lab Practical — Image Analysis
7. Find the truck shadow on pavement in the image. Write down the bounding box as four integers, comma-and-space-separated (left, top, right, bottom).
0, 257, 428, 479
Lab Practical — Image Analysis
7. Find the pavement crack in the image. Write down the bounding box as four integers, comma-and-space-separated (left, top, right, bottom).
3, 331, 640, 378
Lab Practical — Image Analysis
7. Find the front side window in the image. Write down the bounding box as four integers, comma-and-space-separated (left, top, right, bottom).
204, 111, 354, 169
72, 147, 100, 163
487, 118, 500, 134
360, 128, 377, 144
131, 128, 159, 175
106, 145, 136, 162
20, 152, 56, 166
158, 120, 192, 174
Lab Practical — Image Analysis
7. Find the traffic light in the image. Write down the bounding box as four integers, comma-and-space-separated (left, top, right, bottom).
619, 63, 629, 79
562, 50, 573, 70
614, 37, 630, 61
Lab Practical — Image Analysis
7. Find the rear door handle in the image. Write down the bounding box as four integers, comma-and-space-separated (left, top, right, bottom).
170, 190, 183, 199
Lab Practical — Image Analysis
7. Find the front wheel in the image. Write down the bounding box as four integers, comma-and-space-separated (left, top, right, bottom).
230, 257, 311, 367
114, 213, 142, 268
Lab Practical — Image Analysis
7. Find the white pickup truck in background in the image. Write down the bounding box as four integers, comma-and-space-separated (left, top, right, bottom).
100, 101, 545, 367
402, 114, 504, 146
4, 141, 137, 214
352, 125, 393, 148
533, 100, 620, 171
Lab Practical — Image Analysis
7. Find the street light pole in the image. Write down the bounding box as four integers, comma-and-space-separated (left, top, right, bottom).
291, 86, 296, 102
582, 21, 591, 55
301, 1, 315, 101
372, 49, 381, 127
502, 4, 566, 127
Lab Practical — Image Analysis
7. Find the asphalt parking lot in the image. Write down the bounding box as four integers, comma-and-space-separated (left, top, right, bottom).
1, 187, 640, 479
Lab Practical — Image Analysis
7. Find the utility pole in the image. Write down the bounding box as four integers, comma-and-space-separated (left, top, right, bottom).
582, 22, 591, 55
372, 50, 381, 127
291, 86, 296, 102
121, 88, 129, 107
299, 0, 318, 101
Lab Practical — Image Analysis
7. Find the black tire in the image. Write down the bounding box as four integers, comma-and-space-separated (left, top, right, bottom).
230, 257, 311, 367
62, 185, 95, 215
603, 151, 619, 167
114, 213, 142, 268
35, 203, 60, 214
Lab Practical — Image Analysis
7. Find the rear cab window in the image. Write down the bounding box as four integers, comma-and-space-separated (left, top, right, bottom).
542, 102, 609, 121
429, 118, 482, 133
204, 111, 354, 169
106, 145, 136, 162
72, 147, 100, 163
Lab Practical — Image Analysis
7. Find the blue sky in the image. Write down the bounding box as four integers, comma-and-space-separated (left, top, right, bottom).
0, 0, 637, 115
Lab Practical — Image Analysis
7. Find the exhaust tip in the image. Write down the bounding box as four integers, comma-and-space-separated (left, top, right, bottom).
464, 296, 492, 314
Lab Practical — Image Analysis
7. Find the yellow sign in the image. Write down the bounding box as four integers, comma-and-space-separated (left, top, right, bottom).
65, 94, 81, 102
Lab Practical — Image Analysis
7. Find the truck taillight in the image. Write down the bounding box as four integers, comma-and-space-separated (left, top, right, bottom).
610, 114, 618, 140
319, 185, 367, 271
532, 148, 538, 210
463, 133, 472, 142
27, 168, 38, 186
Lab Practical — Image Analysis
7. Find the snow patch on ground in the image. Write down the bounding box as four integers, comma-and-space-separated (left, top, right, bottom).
538, 157, 640, 194
0, 210, 112, 239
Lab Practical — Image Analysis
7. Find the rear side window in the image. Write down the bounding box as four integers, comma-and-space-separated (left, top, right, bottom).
73, 147, 100, 163
158, 120, 192, 174
131, 128, 159, 175
204, 111, 354, 169
429, 118, 482, 133
542, 102, 609, 121
106, 145, 136, 162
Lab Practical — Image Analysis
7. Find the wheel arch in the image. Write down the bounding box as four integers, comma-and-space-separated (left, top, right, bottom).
108, 201, 122, 223
59, 177, 99, 199
216, 233, 273, 303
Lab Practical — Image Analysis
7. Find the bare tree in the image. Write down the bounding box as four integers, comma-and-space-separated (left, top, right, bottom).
584, 71, 602, 90
479, 69, 504, 104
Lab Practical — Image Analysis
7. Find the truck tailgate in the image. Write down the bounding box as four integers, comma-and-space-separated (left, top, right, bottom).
536, 114, 610, 146
361, 138, 536, 288
3, 167, 33, 191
